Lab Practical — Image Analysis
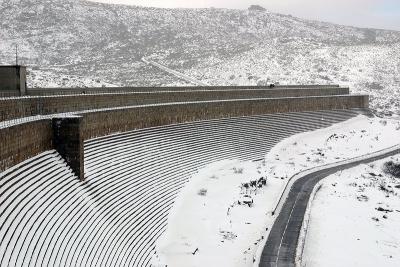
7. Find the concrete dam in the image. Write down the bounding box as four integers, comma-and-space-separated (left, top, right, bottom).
0, 84, 369, 266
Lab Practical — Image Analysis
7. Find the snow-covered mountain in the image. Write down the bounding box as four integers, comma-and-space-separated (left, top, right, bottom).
0, 0, 399, 114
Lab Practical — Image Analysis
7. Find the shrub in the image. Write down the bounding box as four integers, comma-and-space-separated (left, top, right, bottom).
198, 188, 208, 196
383, 161, 400, 178
233, 167, 243, 174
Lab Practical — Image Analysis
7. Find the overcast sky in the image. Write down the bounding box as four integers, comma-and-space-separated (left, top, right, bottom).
91, 0, 400, 30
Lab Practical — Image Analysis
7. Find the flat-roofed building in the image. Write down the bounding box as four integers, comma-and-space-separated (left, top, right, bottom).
0, 65, 27, 96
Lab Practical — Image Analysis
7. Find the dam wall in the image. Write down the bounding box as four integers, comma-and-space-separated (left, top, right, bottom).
0, 119, 53, 172
0, 87, 349, 122
0, 83, 370, 266
80, 95, 367, 140
0, 95, 369, 175
26, 84, 340, 96
0, 109, 364, 267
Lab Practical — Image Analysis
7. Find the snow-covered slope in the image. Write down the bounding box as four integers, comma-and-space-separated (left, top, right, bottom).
184, 43, 400, 116
1, 0, 399, 114
302, 155, 400, 267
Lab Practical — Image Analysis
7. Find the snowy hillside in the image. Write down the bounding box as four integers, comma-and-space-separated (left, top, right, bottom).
0, 0, 399, 114
302, 156, 400, 267
183, 41, 400, 116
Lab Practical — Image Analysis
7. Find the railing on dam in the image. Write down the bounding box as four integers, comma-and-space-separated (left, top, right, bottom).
0, 87, 349, 122
0, 94, 369, 176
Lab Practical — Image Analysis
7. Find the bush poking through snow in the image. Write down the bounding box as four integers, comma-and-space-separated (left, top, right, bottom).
376, 207, 393, 213
372, 217, 380, 222
382, 161, 400, 178
379, 120, 387, 126
378, 181, 394, 194
357, 195, 369, 202
233, 167, 244, 174
198, 188, 208, 196
238, 195, 254, 207
240, 177, 267, 194
220, 231, 237, 240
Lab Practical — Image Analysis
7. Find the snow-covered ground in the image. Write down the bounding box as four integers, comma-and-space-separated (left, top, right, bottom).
265, 115, 400, 181
150, 160, 277, 267
151, 115, 400, 266
302, 155, 400, 267
27, 69, 119, 88
184, 42, 400, 116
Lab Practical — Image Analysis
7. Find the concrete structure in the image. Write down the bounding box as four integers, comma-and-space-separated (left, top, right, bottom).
80, 95, 369, 140
52, 116, 84, 180
26, 85, 341, 96
0, 95, 369, 175
0, 109, 367, 267
0, 65, 27, 96
0, 84, 372, 266
0, 119, 53, 172
0, 87, 350, 122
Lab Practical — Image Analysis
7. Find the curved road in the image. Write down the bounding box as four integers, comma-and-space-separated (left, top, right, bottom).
259, 146, 400, 267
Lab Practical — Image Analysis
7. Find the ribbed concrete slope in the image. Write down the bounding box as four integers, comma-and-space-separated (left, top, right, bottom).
0, 109, 365, 267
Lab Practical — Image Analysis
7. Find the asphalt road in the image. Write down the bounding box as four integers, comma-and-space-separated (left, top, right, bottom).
259, 147, 400, 267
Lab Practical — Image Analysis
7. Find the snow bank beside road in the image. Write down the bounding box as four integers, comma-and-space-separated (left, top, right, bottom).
151, 115, 400, 266
302, 155, 400, 267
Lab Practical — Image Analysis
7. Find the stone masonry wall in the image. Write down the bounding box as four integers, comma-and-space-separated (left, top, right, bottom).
0, 120, 53, 172
81, 95, 368, 140
0, 87, 349, 122
0, 94, 368, 173
27, 85, 340, 96
52, 117, 84, 180
0, 90, 20, 97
